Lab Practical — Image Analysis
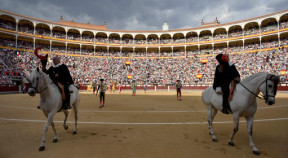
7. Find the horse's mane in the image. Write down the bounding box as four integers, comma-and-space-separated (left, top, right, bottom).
240, 72, 267, 84
37, 69, 53, 85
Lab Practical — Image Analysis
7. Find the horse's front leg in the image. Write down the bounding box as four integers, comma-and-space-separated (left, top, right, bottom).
207, 105, 218, 142
245, 115, 260, 155
73, 104, 78, 135
63, 110, 69, 130
39, 112, 55, 151
228, 113, 239, 146
51, 121, 58, 143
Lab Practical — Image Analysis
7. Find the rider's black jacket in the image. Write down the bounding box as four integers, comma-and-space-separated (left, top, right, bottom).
43, 64, 73, 85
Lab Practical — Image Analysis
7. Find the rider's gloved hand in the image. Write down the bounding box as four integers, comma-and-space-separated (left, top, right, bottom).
40, 54, 48, 68
34, 47, 48, 69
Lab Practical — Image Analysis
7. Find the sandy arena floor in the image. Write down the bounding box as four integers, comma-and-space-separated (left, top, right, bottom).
0, 90, 287, 158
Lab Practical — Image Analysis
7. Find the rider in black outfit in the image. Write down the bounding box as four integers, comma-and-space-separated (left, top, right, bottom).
213, 54, 240, 114
41, 56, 74, 110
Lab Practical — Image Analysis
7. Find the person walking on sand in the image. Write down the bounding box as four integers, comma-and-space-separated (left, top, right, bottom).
131, 80, 137, 96
176, 79, 183, 101
96, 79, 107, 108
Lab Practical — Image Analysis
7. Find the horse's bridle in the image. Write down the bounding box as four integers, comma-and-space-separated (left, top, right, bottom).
239, 74, 279, 101
27, 71, 50, 94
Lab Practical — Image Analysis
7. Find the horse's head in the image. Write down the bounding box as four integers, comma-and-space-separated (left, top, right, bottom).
259, 74, 280, 105
27, 67, 44, 96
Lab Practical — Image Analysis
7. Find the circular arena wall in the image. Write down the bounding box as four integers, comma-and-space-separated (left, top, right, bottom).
0, 9, 288, 58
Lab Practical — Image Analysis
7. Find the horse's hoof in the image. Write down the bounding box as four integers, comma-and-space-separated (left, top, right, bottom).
39, 146, 45, 151
64, 126, 68, 130
212, 138, 218, 142
73, 131, 77, 135
253, 150, 260, 155
228, 141, 235, 146
53, 139, 58, 143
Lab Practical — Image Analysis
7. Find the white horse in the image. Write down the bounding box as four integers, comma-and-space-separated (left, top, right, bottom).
27, 67, 80, 151
202, 72, 280, 155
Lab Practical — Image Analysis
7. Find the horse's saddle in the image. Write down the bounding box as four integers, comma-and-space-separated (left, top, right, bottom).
54, 82, 74, 100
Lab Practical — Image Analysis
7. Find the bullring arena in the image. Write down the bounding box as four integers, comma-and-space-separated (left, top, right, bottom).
0, 8, 288, 158
0, 91, 288, 158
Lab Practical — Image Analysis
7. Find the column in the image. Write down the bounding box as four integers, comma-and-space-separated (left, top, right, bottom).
172, 46, 173, 58
16, 21, 18, 50
16, 35, 18, 51
242, 27, 245, 53
260, 37, 262, 53
33, 26, 36, 50
80, 44, 82, 56
33, 38, 35, 50
65, 42, 67, 56
242, 39, 245, 54
278, 20, 281, 47
50, 40, 52, 53
227, 42, 229, 54
159, 47, 161, 58
184, 46, 186, 58
146, 47, 147, 58
259, 25, 262, 53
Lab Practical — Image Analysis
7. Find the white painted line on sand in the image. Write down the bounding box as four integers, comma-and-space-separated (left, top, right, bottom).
0, 117, 287, 125
0, 104, 287, 113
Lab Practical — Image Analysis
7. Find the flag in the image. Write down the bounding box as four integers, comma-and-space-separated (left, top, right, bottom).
196, 74, 202, 79
125, 61, 131, 65
280, 70, 286, 76
201, 59, 208, 64
127, 75, 132, 79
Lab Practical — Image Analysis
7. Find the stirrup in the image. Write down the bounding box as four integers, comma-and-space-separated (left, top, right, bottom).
221, 108, 229, 114
62, 101, 71, 110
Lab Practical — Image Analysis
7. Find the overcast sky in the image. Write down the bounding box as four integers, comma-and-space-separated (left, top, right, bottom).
0, 0, 287, 31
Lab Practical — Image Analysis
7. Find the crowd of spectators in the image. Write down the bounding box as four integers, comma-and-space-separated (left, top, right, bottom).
52, 31, 66, 39
18, 24, 34, 34
17, 40, 33, 50
0, 38, 15, 47
199, 36, 212, 41
186, 36, 198, 43
228, 30, 243, 38
244, 27, 260, 36
35, 28, 50, 36
280, 21, 288, 29
0, 19, 16, 31
1, 32, 287, 87
0, 49, 25, 85
245, 43, 260, 51
67, 32, 80, 40
261, 23, 278, 33
214, 33, 227, 40
1, 19, 287, 46
82, 34, 94, 42
261, 40, 279, 49
1, 44, 286, 87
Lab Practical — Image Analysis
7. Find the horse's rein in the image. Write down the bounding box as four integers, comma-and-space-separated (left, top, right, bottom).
239, 82, 265, 100
26, 72, 51, 93
239, 74, 277, 100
